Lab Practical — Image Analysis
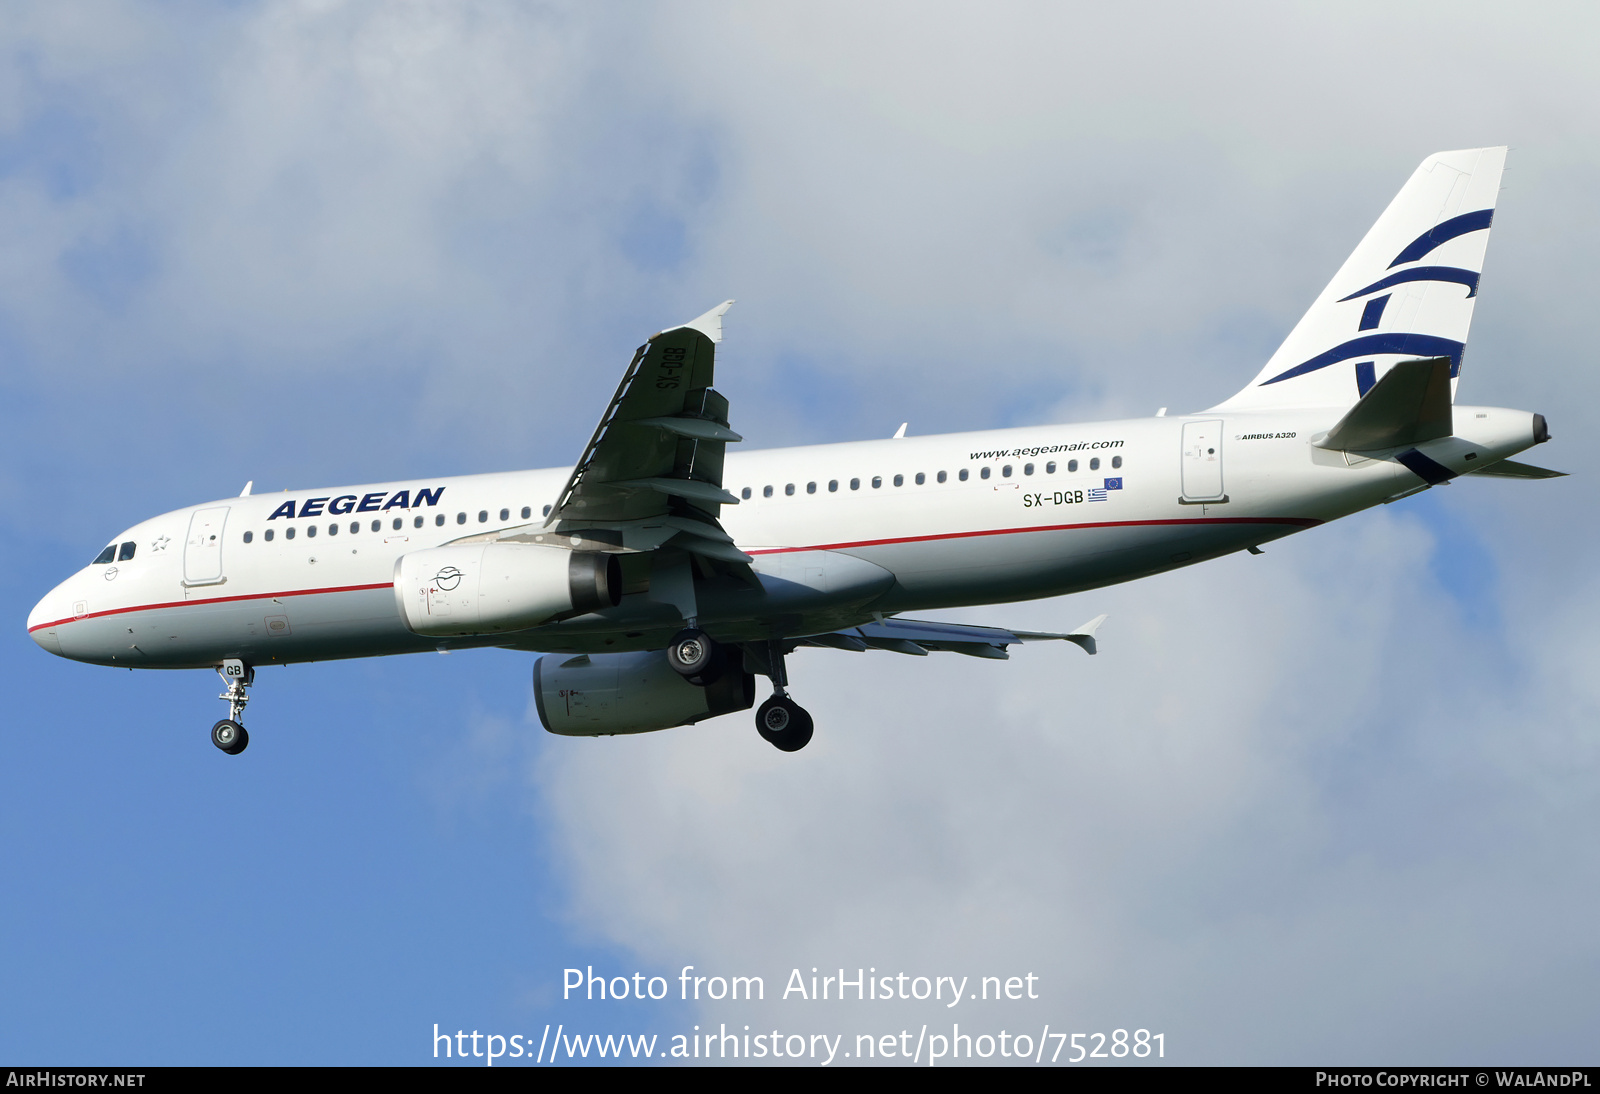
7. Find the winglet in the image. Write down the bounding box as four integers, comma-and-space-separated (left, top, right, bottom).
240, 480, 253, 497
1064, 614, 1107, 656
669, 300, 735, 344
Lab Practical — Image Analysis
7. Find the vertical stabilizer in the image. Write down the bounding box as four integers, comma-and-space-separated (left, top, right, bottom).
1213, 147, 1505, 412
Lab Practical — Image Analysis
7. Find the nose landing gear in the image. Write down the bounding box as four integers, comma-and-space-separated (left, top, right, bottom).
213, 659, 253, 755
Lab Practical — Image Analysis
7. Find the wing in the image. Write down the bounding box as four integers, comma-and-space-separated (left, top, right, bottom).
798, 614, 1107, 659
543, 301, 752, 564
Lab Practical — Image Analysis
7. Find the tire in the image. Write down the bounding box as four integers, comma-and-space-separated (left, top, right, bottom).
667, 629, 723, 686
755, 696, 814, 752
211, 719, 249, 755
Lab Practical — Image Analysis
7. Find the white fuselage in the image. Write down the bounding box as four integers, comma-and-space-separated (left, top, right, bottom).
27, 406, 1541, 670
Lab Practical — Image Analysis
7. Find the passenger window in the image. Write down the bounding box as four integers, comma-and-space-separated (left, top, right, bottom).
1046, 461, 1056, 474
371, 520, 381, 532
478, 510, 488, 523
435, 514, 445, 526
1112, 455, 1122, 469
264, 529, 274, 542
457, 513, 467, 524
350, 522, 360, 534
893, 474, 903, 487
763, 486, 773, 498
785, 484, 795, 496
413, 515, 423, 528
393, 518, 403, 531
742, 487, 752, 499
829, 480, 838, 492
980, 467, 991, 480
521, 506, 531, 519
1002, 465, 1012, 478
872, 476, 882, 489
543, 505, 551, 517
959, 469, 969, 481
93, 544, 116, 564
286, 527, 296, 540
850, 478, 860, 491
307, 525, 318, 538
1068, 459, 1078, 472
329, 523, 339, 535
1024, 463, 1034, 476
500, 508, 509, 521
1090, 457, 1100, 471
806, 482, 816, 494
915, 472, 925, 485
937, 471, 947, 483
243, 531, 253, 544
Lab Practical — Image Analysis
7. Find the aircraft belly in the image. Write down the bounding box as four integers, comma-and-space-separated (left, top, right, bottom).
862, 520, 1298, 611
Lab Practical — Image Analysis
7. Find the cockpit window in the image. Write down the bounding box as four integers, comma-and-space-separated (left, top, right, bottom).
118, 541, 136, 561
92, 544, 116, 565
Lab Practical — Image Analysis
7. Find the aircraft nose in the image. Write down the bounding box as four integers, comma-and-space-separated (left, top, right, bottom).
27, 590, 67, 657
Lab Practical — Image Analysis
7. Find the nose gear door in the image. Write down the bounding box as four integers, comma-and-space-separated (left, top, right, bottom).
184, 506, 230, 586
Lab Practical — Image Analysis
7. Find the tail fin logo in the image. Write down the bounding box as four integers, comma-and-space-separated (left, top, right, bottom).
1258, 207, 1494, 388
1212, 148, 1506, 413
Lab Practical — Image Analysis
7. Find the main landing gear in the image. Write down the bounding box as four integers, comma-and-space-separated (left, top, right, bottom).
754, 638, 812, 753
212, 659, 253, 755
666, 627, 725, 686
668, 629, 814, 752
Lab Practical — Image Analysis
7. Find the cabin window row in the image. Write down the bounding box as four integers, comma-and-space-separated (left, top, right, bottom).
739, 456, 1123, 499
239, 504, 553, 544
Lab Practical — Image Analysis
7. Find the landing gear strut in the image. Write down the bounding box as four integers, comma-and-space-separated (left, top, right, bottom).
755, 639, 812, 752
213, 659, 253, 755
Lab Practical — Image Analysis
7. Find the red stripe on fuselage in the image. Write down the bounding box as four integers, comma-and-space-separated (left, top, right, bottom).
742, 515, 1322, 555
29, 581, 394, 633
32, 516, 1321, 632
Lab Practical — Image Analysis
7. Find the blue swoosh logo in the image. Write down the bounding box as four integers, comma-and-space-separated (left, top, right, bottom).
1338, 265, 1480, 301
1388, 209, 1493, 268
1261, 333, 1465, 386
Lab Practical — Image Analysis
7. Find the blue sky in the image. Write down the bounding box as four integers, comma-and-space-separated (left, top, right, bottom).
3, 1, 1598, 1065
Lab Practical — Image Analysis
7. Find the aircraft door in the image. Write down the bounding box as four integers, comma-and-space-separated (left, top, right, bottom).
1180, 420, 1226, 503
184, 506, 229, 586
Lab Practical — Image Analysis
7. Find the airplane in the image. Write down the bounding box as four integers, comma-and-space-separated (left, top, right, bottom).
27, 146, 1562, 755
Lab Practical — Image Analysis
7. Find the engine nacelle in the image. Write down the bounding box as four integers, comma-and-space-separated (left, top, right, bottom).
534, 649, 756, 736
394, 544, 621, 637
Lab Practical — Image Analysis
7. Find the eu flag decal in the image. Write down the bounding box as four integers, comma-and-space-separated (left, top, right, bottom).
1104, 477, 1123, 490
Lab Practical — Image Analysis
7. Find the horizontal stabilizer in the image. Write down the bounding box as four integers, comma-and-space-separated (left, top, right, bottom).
1466, 459, 1568, 479
1315, 356, 1452, 451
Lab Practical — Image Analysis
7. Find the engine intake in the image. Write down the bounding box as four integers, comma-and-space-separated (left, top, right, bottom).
534, 649, 756, 736
394, 544, 621, 637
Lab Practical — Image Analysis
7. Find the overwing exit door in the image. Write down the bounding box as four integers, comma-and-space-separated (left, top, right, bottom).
184, 507, 229, 586
1180, 420, 1227, 503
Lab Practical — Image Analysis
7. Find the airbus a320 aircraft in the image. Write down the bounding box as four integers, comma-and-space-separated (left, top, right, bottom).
28, 147, 1561, 754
